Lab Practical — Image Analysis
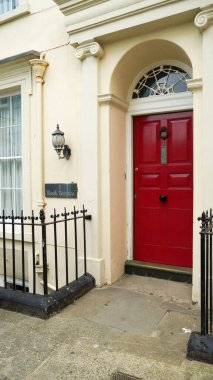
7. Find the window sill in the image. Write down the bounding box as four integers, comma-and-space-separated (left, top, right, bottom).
0, 230, 32, 242
0, 2, 30, 25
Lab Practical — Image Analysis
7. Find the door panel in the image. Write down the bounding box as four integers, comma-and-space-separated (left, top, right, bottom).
133, 111, 193, 268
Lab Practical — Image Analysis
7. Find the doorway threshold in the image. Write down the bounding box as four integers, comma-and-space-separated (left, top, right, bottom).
125, 260, 192, 284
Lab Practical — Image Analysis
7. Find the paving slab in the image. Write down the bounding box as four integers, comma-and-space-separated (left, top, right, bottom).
0, 274, 213, 380
23, 339, 192, 380
92, 288, 165, 336
114, 275, 193, 304
151, 311, 199, 342
108, 330, 187, 366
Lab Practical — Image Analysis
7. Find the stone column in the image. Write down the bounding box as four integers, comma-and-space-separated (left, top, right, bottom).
75, 39, 104, 285
187, 78, 203, 303
195, 6, 213, 209
29, 58, 49, 209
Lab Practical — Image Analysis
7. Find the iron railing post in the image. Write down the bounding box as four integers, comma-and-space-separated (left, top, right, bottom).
2, 210, 7, 289
21, 210, 26, 292
62, 207, 69, 285
30, 210, 37, 295
40, 209, 48, 296
11, 210, 16, 291
210, 209, 213, 333
81, 205, 87, 275
72, 206, 79, 280
52, 208, 59, 291
200, 211, 207, 335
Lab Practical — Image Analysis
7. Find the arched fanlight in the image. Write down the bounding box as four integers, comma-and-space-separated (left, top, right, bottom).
132, 65, 191, 99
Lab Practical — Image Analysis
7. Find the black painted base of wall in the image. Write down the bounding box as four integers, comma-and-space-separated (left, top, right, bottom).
0, 273, 95, 319
187, 332, 213, 364
125, 260, 192, 283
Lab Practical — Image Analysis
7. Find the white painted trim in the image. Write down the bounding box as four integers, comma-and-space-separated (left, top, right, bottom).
128, 92, 193, 114
186, 78, 203, 92
54, 0, 108, 15
64, 0, 211, 41
98, 93, 129, 110
126, 90, 193, 260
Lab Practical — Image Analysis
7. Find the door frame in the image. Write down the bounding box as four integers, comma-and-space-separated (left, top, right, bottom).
126, 91, 193, 261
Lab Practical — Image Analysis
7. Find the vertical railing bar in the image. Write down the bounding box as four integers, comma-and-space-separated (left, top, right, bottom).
40, 209, 48, 296
21, 210, 26, 293
73, 206, 78, 280
206, 212, 209, 334
63, 208, 69, 286
200, 211, 207, 336
210, 209, 213, 334
53, 208, 59, 291
12, 210, 16, 291
2, 210, 7, 289
31, 211, 36, 295
82, 205, 87, 275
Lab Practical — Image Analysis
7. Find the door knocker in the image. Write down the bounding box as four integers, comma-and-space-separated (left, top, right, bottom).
159, 126, 169, 140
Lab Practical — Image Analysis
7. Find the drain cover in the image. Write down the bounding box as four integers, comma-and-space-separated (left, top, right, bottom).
111, 372, 142, 380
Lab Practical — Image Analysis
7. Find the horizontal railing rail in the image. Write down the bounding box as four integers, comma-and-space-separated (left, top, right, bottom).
0, 205, 91, 296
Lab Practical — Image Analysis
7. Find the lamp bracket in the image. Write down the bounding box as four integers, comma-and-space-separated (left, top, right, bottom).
59, 144, 71, 160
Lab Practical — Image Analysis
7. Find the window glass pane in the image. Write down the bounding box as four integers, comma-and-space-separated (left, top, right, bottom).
1, 160, 13, 188
12, 125, 21, 156
12, 94, 21, 125
0, 127, 11, 157
1, 189, 13, 215
173, 81, 188, 93
0, 97, 10, 127
15, 158, 22, 188
14, 189, 22, 215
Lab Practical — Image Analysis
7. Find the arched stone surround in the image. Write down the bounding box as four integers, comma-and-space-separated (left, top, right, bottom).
99, 38, 202, 302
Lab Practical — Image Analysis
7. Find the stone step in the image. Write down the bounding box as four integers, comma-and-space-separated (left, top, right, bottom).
125, 260, 192, 284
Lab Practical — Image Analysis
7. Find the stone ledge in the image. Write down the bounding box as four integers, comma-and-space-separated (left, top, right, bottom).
187, 332, 213, 364
0, 273, 95, 319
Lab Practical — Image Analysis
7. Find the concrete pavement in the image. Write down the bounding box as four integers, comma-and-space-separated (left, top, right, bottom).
0, 275, 213, 379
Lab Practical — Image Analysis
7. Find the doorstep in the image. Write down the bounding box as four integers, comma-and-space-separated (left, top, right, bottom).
125, 260, 192, 284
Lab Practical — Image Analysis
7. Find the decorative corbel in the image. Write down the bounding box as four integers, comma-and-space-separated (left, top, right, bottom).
30, 58, 49, 83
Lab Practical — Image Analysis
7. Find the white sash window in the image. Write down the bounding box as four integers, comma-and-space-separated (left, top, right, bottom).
0, 0, 19, 14
0, 93, 22, 215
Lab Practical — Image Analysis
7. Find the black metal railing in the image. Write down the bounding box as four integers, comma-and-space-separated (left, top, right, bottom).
0, 205, 91, 296
198, 209, 213, 335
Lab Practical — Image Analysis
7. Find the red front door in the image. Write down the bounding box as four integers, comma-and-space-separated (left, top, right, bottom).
133, 111, 193, 268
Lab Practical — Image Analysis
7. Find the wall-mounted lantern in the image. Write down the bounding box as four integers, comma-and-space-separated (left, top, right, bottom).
52, 124, 71, 160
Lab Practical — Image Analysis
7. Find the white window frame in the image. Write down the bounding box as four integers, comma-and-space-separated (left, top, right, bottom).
0, 0, 30, 24
0, 76, 31, 239
0, 90, 22, 215
0, 0, 19, 15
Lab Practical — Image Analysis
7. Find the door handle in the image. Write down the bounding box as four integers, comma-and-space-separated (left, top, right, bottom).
159, 194, 167, 202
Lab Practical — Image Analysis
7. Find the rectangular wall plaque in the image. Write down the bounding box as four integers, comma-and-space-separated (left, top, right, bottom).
45, 183, 78, 198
